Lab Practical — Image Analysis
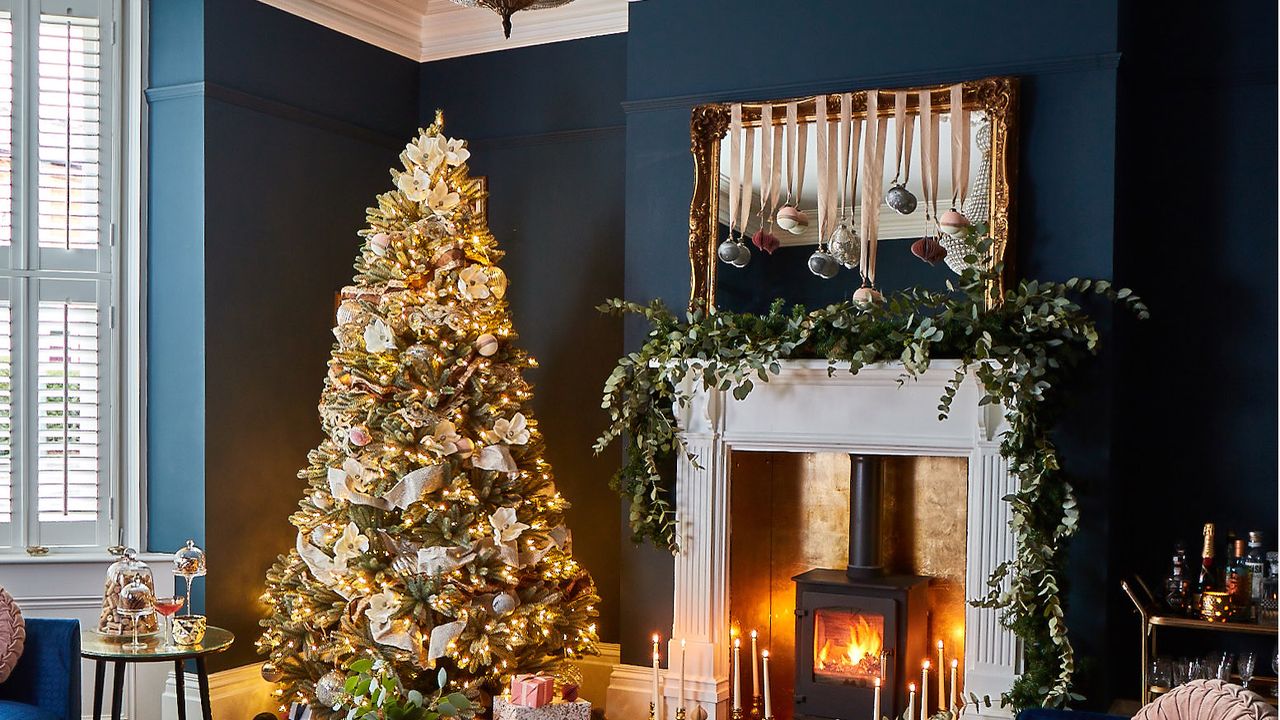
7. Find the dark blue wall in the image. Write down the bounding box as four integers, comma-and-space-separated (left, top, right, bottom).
418, 34, 628, 643
147, 0, 420, 670
620, 0, 1127, 700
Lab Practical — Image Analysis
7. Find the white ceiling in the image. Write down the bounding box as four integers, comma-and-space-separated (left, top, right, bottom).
258, 0, 630, 62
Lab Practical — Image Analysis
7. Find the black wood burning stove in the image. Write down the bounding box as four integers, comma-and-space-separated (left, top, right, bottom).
793, 455, 928, 719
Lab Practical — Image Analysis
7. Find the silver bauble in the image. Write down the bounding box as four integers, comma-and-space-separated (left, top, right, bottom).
261, 661, 284, 683
885, 184, 917, 215
729, 243, 751, 268
828, 223, 860, 269
717, 238, 742, 264
807, 250, 840, 279
314, 669, 346, 707
493, 592, 519, 615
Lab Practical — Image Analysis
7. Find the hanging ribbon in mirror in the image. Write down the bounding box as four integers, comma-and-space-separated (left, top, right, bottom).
777, 102, 809, 234
808, 95, 838, 278
909, 88, 946, 266
752, 104, 779, 253
829, 92, 861, 269
939, 83, 972, 239
886, 90, 917, 215
718, 104, 751, 268
856, 90, 888, 300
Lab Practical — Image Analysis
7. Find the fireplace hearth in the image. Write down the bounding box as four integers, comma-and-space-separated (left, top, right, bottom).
793, 455, 928, 719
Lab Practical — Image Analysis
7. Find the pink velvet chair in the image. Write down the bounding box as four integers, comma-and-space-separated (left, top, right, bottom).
1135, 680, 1278, 720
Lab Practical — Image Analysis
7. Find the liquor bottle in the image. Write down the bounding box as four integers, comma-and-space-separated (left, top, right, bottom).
1225, 539, 1251, 618
1164, 542, 1191, 615
1224, 529, 1238, 570
1195, 523, 1217, 612
1245, 532, 1267, 606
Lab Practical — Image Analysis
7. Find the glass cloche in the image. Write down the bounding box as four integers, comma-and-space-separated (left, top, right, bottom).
98, 548, 158, 636
173, 539, 207, 577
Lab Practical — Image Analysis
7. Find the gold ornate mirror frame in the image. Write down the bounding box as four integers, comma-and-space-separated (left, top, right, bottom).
687, 76, 1019, 312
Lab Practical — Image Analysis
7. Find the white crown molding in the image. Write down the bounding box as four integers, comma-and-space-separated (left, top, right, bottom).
258, 0, 628, 63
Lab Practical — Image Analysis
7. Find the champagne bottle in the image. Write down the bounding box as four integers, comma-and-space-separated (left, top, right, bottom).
1195, 523, 1217, 613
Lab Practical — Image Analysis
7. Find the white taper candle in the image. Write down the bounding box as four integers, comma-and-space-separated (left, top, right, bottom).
733, 639, 742, 711
761, 650, 773, 718
679, 639, 687, 715
872, 677, 881, 720
937, 641, 946, 711
950, 659, 959, 714
921, 661, 930, 720
908, 683, 916, 720
750, 630, 760, 697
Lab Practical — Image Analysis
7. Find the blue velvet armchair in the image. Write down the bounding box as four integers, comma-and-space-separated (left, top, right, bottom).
0, 618, 81, 720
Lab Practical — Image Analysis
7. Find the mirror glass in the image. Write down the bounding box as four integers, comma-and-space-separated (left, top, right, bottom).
715, 110, 991, 314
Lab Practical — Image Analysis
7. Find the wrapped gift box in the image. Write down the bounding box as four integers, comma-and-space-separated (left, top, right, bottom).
510, 675, 555, 708
493, 696, 591, 720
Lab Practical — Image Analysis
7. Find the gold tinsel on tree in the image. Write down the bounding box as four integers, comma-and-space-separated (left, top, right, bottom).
258, 112, 600, 708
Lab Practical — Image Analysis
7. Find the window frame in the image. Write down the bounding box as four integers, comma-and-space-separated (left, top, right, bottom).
0, 0, 144, 560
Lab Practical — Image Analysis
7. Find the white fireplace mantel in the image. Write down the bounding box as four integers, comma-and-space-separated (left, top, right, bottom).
606, 360, 1021, 719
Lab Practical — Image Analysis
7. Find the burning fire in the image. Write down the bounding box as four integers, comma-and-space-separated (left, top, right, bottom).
815, 613, 883, 678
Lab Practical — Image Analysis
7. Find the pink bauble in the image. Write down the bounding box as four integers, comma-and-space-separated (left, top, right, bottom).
752, 229, 780, 254
910, 236, 948, 265
454, 437, 474, 458
776, 205, 810, 234
852, 286, 883, 305
938, 209, 971, 238
369, 233, 391, 255
348, 426, 372, 446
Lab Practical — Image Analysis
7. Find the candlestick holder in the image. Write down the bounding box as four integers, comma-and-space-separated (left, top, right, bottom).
750, 695, 762, 720
730, 708, 744, 720
675, 708, 686, 720
648, 703, 656, 720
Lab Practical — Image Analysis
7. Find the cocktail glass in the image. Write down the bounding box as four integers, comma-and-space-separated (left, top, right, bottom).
154, 595, 185, 649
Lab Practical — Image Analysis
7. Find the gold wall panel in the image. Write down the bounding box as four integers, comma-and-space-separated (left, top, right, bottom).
728, 452, 968, 719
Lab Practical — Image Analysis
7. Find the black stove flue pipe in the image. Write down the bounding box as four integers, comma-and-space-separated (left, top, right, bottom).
846, 454, 884, 579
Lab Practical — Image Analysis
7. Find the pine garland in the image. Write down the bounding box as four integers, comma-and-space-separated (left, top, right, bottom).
594, 241, 1147, 710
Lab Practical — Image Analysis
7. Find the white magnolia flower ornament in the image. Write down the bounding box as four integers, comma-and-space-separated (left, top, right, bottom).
439, 136, 470, 167
427, 181, 461, 215
396, 168, 431, 202
333, 522, 369, 567
457, 265, 507, 301
403, 135, 445, 174
484, 413, 529, 445
490, 506, 529, 544
363, 318, 394, 353
422, 420, 463, 456
365, 589, 400, 626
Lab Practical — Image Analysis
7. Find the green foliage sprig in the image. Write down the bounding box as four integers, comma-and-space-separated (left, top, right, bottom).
593, 239, 1147, 710
338, 661, 476, 720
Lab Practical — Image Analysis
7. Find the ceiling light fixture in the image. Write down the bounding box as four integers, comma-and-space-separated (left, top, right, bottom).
449, 0, 576, 39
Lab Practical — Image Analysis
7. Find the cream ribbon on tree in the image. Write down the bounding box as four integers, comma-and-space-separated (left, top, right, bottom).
728, 103, 742, 241
920, 88, 941, 230
859, 91, 888, 288
950, 83, 971, 210
890, 90, 916, 187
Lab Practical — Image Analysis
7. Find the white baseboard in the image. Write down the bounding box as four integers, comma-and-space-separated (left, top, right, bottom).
161, 663, 277, 720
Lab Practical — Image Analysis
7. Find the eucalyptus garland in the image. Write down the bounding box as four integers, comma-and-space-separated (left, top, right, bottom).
593, 242, 1147, 710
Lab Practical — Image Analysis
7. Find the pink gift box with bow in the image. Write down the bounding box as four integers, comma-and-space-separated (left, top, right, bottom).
510, 674, 555, 708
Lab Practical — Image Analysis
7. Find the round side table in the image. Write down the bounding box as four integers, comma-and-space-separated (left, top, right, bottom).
81, 625, 235, 720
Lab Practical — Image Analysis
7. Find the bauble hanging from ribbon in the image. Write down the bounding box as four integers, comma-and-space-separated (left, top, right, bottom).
751, 228, 780, 254
852, 285, 883, 305
807, 248, 839, 279
910, 235, 947, 265
938, 209, 971, 238
886, 184, 918, 215
828, 222, 860, 269
776, 205, 808, 234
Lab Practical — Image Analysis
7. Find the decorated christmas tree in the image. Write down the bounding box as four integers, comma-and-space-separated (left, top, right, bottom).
258, 112, 600, 708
